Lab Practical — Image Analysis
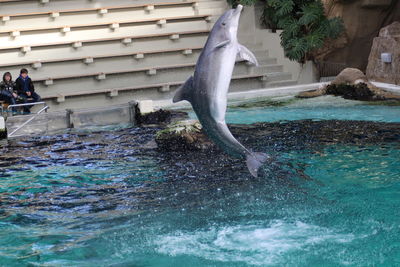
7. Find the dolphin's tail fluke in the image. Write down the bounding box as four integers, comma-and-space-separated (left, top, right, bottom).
246, 152, 269, 177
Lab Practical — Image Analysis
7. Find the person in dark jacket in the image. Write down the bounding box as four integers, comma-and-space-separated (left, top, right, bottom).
15, 68, 41, 114
0, 72, 17, 107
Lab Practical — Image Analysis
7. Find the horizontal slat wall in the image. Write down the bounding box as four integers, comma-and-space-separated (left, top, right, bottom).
0, 32, 209, 66
0, 3, 198, 33
0, 0, 195, 15
0, 17, 211, 49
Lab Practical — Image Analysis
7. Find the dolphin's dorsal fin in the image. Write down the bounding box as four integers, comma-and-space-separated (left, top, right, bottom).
238, 44, 259, 66
173, 76, 193, 103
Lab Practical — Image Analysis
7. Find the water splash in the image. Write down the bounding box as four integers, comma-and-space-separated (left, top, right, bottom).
155, 220, 355, 266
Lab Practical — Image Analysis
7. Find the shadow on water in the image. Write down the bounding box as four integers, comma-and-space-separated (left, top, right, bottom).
0, 119, 399, 265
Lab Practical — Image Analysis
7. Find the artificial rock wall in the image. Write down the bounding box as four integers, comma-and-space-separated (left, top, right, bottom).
366, 21, 400, 85
318, 0, 400, 71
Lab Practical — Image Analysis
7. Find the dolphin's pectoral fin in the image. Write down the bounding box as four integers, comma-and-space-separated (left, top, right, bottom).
173, 76, 193, 103
246, 152, 269, 177
215, 40, 230, 49
238, 44, 259, 66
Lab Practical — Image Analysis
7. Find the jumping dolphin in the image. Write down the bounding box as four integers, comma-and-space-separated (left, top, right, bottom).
173, 5, 269, 177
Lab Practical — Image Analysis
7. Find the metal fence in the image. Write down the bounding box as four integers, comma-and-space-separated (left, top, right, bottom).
315, 61, 347, 79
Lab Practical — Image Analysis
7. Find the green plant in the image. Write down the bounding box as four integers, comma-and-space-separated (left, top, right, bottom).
228, 0, 344, 63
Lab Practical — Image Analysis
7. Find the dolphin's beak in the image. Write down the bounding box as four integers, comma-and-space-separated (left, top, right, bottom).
231, 4, 243, 24
235, 4, 243, 14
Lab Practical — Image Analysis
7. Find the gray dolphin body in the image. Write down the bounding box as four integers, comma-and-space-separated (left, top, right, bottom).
173, 5, 269, 177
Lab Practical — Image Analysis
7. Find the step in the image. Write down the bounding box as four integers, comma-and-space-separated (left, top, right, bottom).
1, 49, 204, 79
266, 80, 298, 87
198, 7, 227, 16
229, 78, 264, 93
243, 43, 265, 50
37, 75, 269, 112
198, 0, 226, 1
0, 5, 198, 33
253, 50, 270, 59
254, 71, 292, 82
0, 0, 196, 15
0, 32, 209, 66
29, 60, 284, 91
257, 57, 278, 65
0, 17, 211, 50
34, 62, 257, 96
254, 64, 284, 73
198, 1, 228, 8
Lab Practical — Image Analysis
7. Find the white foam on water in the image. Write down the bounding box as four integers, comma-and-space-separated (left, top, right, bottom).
155, 220, 355, 266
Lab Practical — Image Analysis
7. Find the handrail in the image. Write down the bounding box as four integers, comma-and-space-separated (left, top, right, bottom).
7, 105, 49, 138
7, 101, 47, 109
2, 101, 48, 116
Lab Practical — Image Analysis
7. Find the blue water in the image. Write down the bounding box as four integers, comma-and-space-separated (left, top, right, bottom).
190, 96, 400, 123
0, 97, 399, 266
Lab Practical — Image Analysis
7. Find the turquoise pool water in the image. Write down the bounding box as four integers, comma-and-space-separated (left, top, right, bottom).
0, 97, 399, 266
190, 96, 400, 123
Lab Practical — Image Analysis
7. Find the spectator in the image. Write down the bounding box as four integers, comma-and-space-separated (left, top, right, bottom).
0, 72, 17, 109
15, 68, 41, 114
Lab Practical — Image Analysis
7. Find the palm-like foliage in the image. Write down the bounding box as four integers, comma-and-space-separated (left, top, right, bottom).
228, 0, 344, 63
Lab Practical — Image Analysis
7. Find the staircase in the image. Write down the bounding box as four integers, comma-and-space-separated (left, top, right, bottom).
0, 0, 296, 113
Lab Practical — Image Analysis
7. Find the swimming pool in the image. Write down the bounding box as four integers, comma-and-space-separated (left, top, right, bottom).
0, 96, 399, 266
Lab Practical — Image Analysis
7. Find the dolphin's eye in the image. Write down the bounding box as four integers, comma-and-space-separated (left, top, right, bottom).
222, 22, 226, 26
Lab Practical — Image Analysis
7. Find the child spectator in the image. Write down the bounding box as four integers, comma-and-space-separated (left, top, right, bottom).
0, 72, 17, 108
15, 68, 41, 114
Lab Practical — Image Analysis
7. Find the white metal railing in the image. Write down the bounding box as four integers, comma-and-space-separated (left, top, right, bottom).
6, 101, 47, 114
6, 102, 49, 138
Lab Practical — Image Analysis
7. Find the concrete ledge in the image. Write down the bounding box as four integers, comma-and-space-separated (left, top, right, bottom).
155, 82, 329, 109
5, 103, 136, 138
70, 104, 131, 128
6, 111, 69, 138
371, 81, 400, 94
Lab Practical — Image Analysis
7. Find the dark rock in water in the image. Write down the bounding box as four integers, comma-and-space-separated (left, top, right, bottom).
156, 118, 400, 155
325, 83, 375, 101
230, 98, 297, 108
156, 120, 214, 151
230, 120, 400, 148
158, 119, 400, 181
298, 68, 400, 102
135, 109, 188, 126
